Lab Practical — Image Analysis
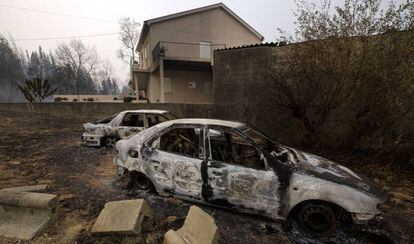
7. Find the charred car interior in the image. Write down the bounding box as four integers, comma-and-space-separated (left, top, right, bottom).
114, 119, 386, 236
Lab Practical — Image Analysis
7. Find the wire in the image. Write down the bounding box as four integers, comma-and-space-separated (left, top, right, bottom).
14, 32, 120, 41
0, 3, 118, 24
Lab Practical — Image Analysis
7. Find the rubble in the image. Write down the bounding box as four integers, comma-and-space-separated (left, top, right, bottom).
164, 206, 219, 244
91, 199, 153, 235
0, 188, 58, 240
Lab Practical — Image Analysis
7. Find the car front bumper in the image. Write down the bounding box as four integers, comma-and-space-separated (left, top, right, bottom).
82, 133, 104, 147
352, 212, 383, 225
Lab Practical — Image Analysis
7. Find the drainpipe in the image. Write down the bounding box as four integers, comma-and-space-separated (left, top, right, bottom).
159, 57, 165, 103
131, 56, 139, 103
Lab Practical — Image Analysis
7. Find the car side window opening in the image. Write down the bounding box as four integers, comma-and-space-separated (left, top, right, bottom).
165, 112, 178, 120
147, 114, 170, 127
157, 127, 201, 158
208, 128, 265, 170
120, 113, 144, 127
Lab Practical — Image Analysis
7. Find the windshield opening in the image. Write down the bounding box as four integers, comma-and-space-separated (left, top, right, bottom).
242, 127, 275, 149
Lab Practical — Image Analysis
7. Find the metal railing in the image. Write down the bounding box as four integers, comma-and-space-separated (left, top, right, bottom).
152, 41, 226, 62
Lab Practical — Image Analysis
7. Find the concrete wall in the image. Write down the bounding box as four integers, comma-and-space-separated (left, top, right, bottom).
213, 44, 414, 160
0, 103, 214, 120
213, 46, 296, 142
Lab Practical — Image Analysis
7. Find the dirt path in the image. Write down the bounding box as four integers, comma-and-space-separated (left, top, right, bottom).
0, 109, 412, 243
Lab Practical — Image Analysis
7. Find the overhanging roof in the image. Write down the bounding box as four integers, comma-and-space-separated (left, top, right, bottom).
136, 3, 264, 51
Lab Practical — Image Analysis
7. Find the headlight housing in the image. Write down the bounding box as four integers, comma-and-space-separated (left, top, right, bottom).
129, 149, 139, 158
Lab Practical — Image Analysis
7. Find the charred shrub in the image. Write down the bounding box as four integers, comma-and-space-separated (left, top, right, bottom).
123, 96, 136, 103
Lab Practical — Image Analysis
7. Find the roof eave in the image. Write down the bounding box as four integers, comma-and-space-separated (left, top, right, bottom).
136, 21, 149, 52
135, 2, 264, 51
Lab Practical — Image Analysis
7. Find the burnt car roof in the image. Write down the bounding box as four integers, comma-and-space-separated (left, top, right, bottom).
163, 118, 246, 128
119, 110, 170, 114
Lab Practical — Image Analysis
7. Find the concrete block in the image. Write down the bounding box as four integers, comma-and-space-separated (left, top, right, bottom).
0, 184, 48, 193
0, 192, 58, 240
164, 206, 219, 244
91, 199, 153, 235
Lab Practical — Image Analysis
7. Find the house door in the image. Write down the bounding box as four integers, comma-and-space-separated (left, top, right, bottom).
200, 41, 211, 59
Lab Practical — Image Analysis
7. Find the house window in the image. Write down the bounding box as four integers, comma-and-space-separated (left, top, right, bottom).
164, 78, 171, 93
204, 81, 213, 94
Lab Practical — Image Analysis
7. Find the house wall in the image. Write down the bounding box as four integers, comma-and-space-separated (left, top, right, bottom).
147, 72, 161, 102
164, 70, 213, 104
148, 7, 261, 53
136, 6, 261, 104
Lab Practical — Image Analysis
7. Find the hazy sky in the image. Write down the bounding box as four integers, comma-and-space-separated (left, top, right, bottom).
0, 0, 405, 86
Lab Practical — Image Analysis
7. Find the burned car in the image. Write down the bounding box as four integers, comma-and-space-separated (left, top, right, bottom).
114, 118, 386, 235
82, 110, 177, 147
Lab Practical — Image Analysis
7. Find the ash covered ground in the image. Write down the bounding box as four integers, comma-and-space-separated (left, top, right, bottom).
0, 109, 413, 243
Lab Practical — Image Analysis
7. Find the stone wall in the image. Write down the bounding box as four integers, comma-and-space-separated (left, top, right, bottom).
0, 103, 214, 120
213, 45, 303, 144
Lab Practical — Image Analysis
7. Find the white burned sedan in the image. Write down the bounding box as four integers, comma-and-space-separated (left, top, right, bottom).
114, 119, 386, 235
82, 110, 177, 147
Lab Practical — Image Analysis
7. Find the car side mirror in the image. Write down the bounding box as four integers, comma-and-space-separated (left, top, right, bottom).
142, 146, 154, 155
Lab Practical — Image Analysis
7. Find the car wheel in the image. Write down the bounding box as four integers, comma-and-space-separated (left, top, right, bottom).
298, 203, 337, 235
129, 172, 154, 192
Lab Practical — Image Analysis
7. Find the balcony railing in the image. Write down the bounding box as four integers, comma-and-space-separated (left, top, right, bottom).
135, 57, 150, 70
152, 41, 226, 63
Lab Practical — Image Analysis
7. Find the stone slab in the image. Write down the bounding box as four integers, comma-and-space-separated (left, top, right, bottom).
0, 192, 58, 240
91, 199, 153, 235
0, 185, 48, 193
164, 205, 219, 244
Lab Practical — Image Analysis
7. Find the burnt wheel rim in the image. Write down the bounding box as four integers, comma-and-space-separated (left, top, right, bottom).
299, 205, 336, 234
136, 175, 151, 190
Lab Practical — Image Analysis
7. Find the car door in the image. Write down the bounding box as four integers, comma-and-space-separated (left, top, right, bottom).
204, 126, 281, 219
145, 124, 204, 200
116, 113, 145, 139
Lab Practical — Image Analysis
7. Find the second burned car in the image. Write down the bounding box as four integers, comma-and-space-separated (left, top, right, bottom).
114, 118, 386, 235
82, 110, 177, 147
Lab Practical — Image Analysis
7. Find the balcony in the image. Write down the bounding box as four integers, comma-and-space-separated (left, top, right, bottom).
152, 41, 226, 64
134, 57, 150, 71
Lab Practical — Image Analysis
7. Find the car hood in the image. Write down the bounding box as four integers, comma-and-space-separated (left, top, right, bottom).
295, 151, 362, 181
274, 147, 385, 199
115, 125, 163, 162
83, 122, 106, 135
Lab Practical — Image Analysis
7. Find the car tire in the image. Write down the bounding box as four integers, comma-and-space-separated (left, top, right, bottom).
129, 172, 154, 193
298, 203, 337, 235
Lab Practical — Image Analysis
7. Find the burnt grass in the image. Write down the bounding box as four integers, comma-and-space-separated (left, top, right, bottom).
0, 109, 413, 243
